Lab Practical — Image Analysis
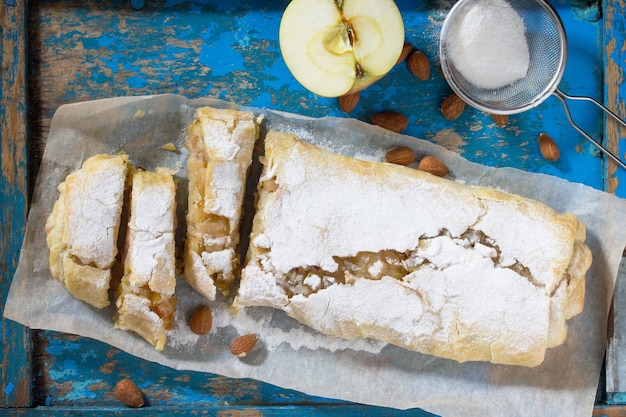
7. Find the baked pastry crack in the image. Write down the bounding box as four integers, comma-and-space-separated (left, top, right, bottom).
272, 228, 546, 299
235, 130, 593, 367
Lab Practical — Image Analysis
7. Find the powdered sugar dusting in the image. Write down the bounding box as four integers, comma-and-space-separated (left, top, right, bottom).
125, 169, 176, 295
229, 305, 387, 353
237, 132, 586, 366
166, 287, 386, 354
206, 162, 244, 220
65, 156, 128, 269
261, 144, 483, 274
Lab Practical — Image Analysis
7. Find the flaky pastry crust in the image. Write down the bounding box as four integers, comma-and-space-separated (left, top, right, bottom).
183, 107, 260, 300
235, 131, 593, 367
115, 168, 177, 351
45, 154, 130, 309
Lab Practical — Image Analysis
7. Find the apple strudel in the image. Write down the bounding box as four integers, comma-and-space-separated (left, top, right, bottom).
235, 131, 593, 367
115, 167, 177, 351
45, 154, 130, 309
184, 107, 260, 300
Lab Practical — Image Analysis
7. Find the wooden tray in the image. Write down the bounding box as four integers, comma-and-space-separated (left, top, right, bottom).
2, 0, 625, 415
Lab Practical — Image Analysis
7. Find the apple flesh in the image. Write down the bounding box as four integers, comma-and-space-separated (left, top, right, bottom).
279, 0, 405, 98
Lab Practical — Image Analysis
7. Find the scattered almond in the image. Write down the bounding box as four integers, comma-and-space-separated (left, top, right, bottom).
385, 146, 415, 166
396, 41, 413, 64
189, 305, 212, 335
338, 91, 360, 114
538, 132, 560, 161
418, 156, 450, 177
407, 51, 430, 81
440, 93, 466, 120
490, 113, 508, 128
114, 379, 144, 408
230, 334, 258, 357
370, 111, 409, 133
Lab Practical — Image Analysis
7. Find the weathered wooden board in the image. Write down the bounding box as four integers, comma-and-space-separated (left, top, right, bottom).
25, 0, 609, 185
603, 0, 626, 196
1, 0, 31, 408
2, 0, 626, 414
603, 0, 626, 401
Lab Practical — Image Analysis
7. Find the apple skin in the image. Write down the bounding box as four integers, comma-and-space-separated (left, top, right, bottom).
279, 0, 404, 98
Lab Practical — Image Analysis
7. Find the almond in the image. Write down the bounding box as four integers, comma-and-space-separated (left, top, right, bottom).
385, 146, 415, 166
230, 334, 258, 357
538, 132, 560, 161
440, 93, 466, 120
396, 41, 413, 64
114, 379, 144, 408
490, 113, 508, 128
338, 91, 360, 114
407, 51, 430, 81
418, 155, 450, 177
370, 111, 409, 133
189, 305, 212, 335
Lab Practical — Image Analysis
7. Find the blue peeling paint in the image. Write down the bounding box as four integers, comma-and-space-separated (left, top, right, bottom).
63, 379, 101, 401
49, 360, 79, 381
99, 56, 120, 75
249, 91, 274, 108
97, 33, 115, 48
46, 338, 82, 356
126, 74, 149, 89
80, 349, 98, 363
199, 32, 245, 76
4, 382, 15, 396
172, 386, 219, 404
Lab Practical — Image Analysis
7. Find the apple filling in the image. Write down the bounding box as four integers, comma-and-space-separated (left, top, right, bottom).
187, 214, 231, 253
116, 279, 177, 331
149, 290, 178, 330
186, 213, 234, 294
269, 228, 547, 299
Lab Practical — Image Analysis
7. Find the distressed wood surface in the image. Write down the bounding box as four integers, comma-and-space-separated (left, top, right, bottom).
25, 0, 609, 185
595, 407, 626, 417
0, 0, 31, 408
603, 0, 626, 195
1, 0, 626, 414
602, 0, 626, 402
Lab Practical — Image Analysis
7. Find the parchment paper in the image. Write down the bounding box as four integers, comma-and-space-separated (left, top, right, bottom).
5, 94, 626, 417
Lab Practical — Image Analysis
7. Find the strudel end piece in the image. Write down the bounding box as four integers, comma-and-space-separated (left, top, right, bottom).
235, 130, 593, 367
45, 154, 130, 309
184, 107, 260, 300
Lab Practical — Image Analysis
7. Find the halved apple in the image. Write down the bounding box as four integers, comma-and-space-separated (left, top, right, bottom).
279, 0, 405, 98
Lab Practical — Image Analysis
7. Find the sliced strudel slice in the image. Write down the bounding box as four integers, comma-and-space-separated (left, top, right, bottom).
115, 168, 177, 351
235, 130, 592, 367
184, 107, 260, 300
45, 154, 130, 309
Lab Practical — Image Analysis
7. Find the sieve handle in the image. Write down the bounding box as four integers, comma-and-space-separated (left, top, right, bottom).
553, 88, 626, 170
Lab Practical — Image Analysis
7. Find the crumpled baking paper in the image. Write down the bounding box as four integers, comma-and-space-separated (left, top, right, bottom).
5, 94, 626, 417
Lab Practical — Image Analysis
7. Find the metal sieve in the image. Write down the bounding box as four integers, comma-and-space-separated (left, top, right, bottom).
439, 0, 626, 169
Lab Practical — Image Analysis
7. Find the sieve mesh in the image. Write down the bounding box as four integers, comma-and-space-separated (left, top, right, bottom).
439, 0, 567, 115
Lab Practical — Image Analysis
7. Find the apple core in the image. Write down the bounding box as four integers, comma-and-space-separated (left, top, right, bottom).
323, 23, 354, 56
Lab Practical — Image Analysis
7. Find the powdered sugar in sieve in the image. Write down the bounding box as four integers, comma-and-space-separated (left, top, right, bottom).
439, 0, 626, 170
